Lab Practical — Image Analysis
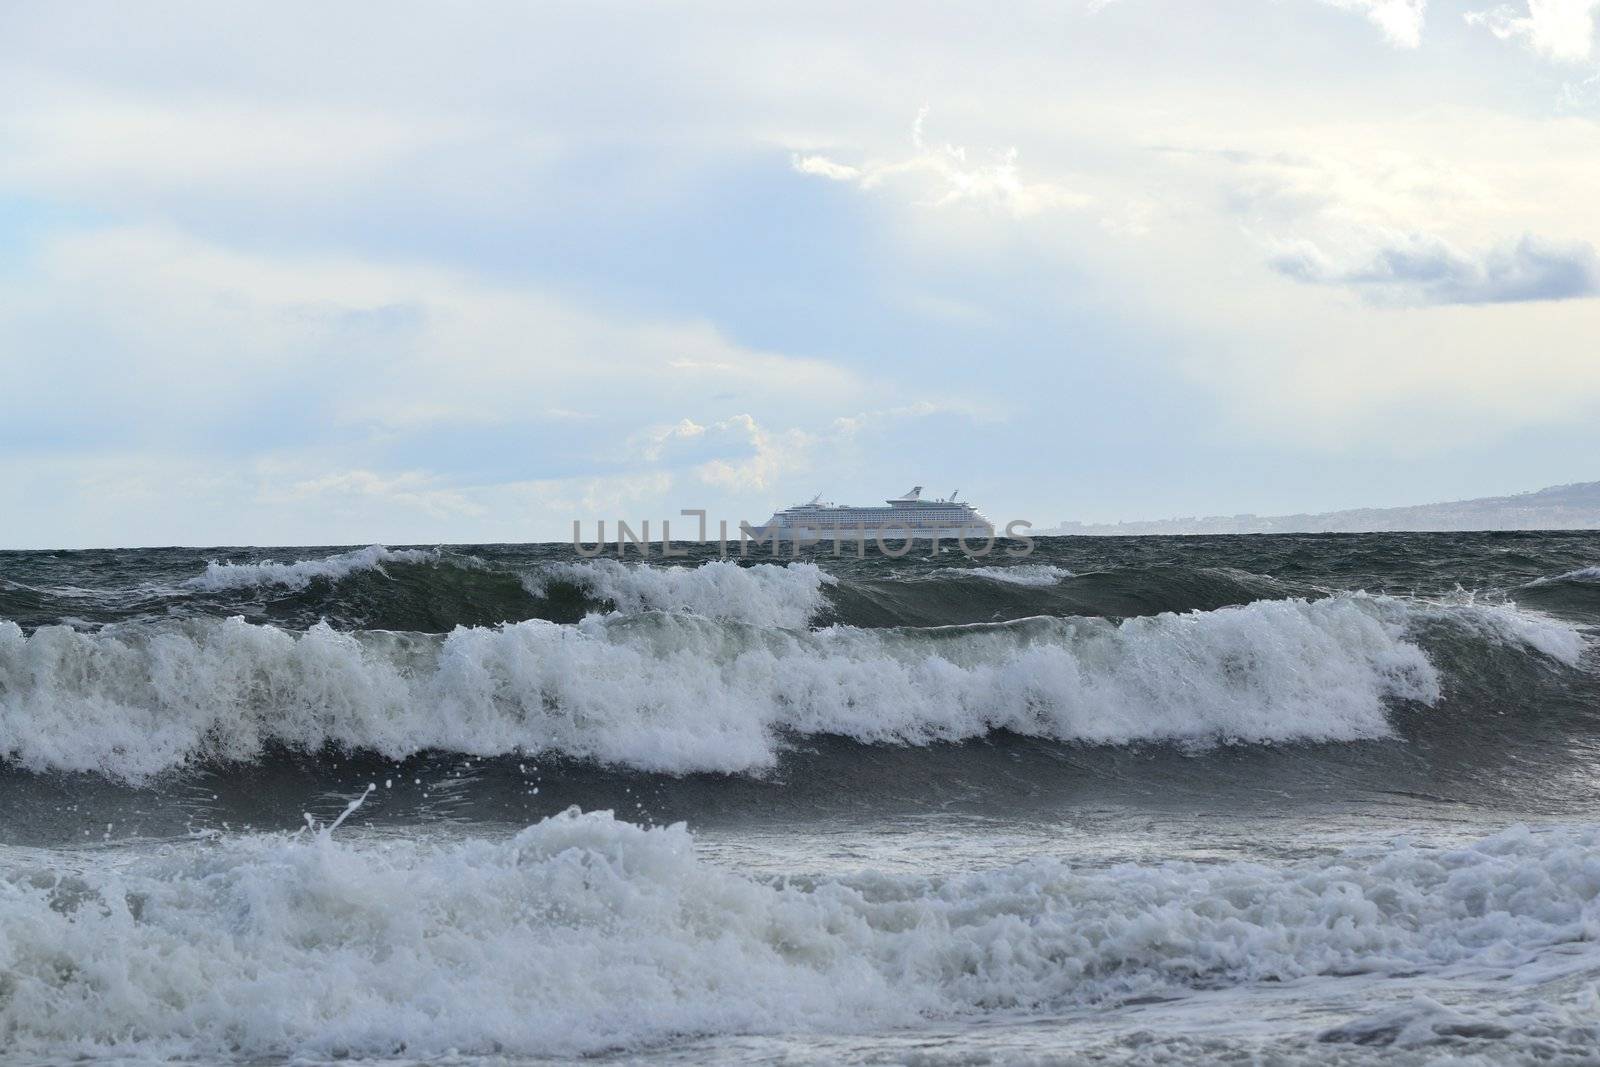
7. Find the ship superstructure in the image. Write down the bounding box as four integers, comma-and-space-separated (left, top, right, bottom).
754, 486, 995, 541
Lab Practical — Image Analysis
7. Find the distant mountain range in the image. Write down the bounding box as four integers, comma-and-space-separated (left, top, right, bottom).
1043, 481, 1600, 536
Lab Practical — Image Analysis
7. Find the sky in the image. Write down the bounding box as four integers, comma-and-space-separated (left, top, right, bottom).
3, 0, 1600, 548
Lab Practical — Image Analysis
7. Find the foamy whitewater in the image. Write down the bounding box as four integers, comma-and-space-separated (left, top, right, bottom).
4, 593, 1584, 781
528, 557, 834, 628
2, 532, 1599, 1063
189, 545, 440, 592
6, 811, 1599, 1062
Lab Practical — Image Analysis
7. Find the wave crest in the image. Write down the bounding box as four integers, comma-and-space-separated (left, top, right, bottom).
187, 545, 440, 592
529, 559, 833, 629
963, 564, 1072, 586
1529, 565, 1600, 586
2, 594, 1581, 782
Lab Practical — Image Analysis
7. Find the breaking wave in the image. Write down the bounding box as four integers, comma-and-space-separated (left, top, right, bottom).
1530, 565, 1600, 585
963, 564, 1072, 586
0, 594, 1584, 782
3, 809, 1597, 1061
1514, 565, 1600, 620
528, 558, 833, 629
187, 545, 440, 592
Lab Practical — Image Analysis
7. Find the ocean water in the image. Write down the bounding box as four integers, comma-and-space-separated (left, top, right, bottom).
2, 532, 1599, 1064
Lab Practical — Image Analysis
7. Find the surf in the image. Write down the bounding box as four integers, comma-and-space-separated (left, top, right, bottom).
3, 808, 1597, 1061
0, 593, 1584, 782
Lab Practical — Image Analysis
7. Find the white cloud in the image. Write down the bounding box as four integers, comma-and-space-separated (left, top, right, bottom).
0, 445, 697, 548
794, 90, 1600, 433
1466, 0, 1600, 62
635, 413, 829, 494
0, 225, 907, 542
792, 155, 861, 181
0, 87, 500, 207
637, 418, 708, 461
693, 415, 811, 492
1321, 0, 1429, 48
1167, 111, 1600, 301
632, 402, 979, 502
793, 109, 1092, 219
1093, 0, 1426, 47
0, 224, 868, 438
276, 469, 485, 519
831, 401, 941, 437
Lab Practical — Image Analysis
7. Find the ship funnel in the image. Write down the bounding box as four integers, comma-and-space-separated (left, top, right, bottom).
887, 485, 924, 505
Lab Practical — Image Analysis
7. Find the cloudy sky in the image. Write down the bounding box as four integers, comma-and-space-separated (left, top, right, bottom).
3, 0, 1599, 547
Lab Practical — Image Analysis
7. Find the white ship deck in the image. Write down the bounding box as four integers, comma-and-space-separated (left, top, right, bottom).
754, 486, 996, 541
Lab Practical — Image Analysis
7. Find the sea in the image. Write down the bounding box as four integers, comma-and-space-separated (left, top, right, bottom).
2, 532, 1599, 1064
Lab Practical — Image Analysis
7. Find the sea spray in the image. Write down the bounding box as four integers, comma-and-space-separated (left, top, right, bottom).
300, 782, 375, 838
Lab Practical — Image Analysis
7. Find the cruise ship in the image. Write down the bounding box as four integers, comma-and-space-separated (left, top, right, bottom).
753, 486, 995, 541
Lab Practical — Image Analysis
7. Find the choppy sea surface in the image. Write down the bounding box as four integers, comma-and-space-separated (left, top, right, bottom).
2, 532, 1599, 1064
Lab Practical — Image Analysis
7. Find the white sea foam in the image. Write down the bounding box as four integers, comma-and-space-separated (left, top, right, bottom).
1425, 597, 1591, 663
530, 558, 834, 629
1530, 565, 1600, 585
0, 595, 1584, 782
2, 812, 1597, 1061
187, 545, 439, 592
963, 563, 1072, 586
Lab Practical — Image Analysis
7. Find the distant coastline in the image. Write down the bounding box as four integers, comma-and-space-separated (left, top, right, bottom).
1041, 480, 1600, 536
